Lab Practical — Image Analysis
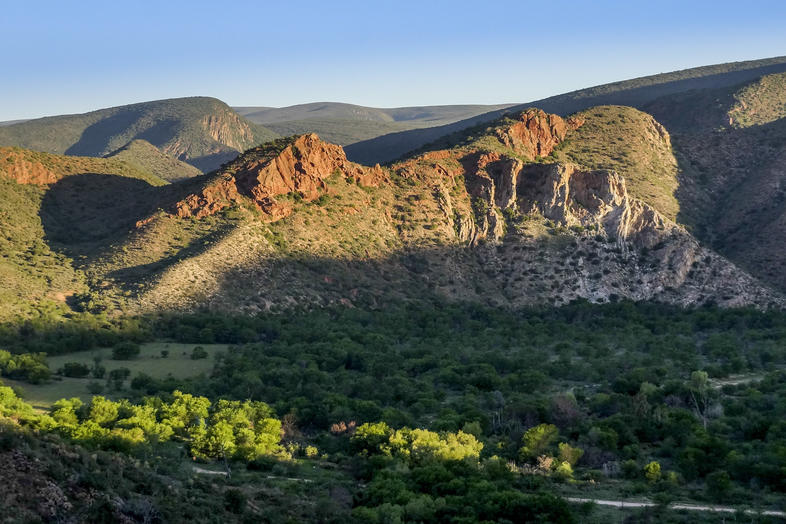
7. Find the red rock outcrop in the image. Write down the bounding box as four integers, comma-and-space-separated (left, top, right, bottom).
0, 149, 61, 185
164, 134, 387, 223
173, 175, 241, 219
494, 109, 584, 159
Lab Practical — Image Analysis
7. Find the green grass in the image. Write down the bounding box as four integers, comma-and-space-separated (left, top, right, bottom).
4, 342, 227, 408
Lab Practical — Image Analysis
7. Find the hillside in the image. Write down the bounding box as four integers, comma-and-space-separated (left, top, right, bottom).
0, 147, 166, 320
0, 97, 278, 173
345, 56, 786, 165
235, 102, 516, 146
105, 139, 202, 182
6, 110, 767, 317
640, 72, 786, 292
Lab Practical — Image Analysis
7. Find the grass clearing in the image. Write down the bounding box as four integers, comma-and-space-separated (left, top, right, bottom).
6, 341, 227, 408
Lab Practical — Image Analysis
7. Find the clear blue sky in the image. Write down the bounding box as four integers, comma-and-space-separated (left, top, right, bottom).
1, 0, 784, 120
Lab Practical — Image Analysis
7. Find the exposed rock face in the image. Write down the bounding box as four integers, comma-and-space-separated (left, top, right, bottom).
516, 163, 672, 247
165, 134, 387, 222
0, 149, 61, 185
201, 112, 257, 151
172, 175, 241, 220
495, 109, 583, 159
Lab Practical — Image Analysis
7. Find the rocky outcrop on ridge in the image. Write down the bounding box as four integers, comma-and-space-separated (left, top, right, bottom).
164, 134, 387, 223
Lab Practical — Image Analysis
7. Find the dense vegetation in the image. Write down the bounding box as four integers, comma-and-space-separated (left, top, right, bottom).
2, 300, 786, 521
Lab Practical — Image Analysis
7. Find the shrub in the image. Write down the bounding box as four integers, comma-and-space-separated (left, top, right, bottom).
112, 342, 141, 360
191, 346, 208, 360
60, 362, 91, 378
224, 489, 247, 513
108, 368, 131, 381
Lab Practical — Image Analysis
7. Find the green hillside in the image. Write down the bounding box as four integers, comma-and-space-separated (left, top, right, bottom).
0, 147, 166, 320
237, 102, 516, 147
552, 106, 680, 220
105, 139, 202, 182
346, 56, 786, 165
0, 97, 278, 173
640, 72, 786, 292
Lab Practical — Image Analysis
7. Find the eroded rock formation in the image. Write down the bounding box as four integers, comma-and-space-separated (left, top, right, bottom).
166, 134, 386, 222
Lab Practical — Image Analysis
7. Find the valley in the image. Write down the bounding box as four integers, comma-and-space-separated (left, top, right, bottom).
2, 55, 786, 522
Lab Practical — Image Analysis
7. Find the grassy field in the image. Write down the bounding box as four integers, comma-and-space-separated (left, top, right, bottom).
5, 342, 227, 408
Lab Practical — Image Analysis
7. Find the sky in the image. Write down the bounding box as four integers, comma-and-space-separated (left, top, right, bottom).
1, 0, 785, 120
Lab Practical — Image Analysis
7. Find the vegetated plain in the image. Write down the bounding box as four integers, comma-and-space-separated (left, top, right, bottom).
5, 342, 226, 408
3, 56, 786, 523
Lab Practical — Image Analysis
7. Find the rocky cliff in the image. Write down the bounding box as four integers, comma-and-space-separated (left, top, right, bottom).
3, 106, 780, 318
164, 134, 386, 222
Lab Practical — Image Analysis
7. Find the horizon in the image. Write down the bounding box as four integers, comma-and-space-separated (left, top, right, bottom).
2, 53, 784, 122
2, 0, 785, 121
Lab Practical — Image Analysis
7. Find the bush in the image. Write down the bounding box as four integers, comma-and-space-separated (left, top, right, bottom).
60, 362, 91, 378
87, 381, 104, 394
191, 346, 208, 360
108, 368, 131, 381
223, 489, 247, 514
112, 342, 141, 360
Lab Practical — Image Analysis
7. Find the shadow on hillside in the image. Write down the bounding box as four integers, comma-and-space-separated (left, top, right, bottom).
65, 111, 186, 159
137, 227, 772, 314
186, 150, 240, 173
346, 61, 786, 166
39, 173, 163, 249
660, 111, 786, 290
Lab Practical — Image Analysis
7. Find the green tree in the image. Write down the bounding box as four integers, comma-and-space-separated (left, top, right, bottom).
558, 442, 584, 467
520, 423, 558, 461
706, 470, 731, 500
644, 461, 662, 483
688, 371, 712, 430
112, 342, 141, 360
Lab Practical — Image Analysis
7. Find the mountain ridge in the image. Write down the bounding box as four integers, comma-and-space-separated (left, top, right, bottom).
345, 56, 786, 165
0, 97, 278, 174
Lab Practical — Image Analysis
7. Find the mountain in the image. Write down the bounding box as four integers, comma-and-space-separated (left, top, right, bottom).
234, 102, 516, 146
0, 97, 278, 173
345, 56, 786, 165
2, 107, 777, 320
640, 71, 786, 292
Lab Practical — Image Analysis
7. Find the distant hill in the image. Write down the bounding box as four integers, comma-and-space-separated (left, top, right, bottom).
234, 102, 516, 146
0, 97, 278, 173
345, 56, 786, 165
105, 139, 202, 182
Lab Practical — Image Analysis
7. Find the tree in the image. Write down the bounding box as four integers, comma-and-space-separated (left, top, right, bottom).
520, 423, 558, 461
688, 371, 712, 430
558, 442, 584, 467
191, 346, 208, 360
706, 470, 731, 500
60, 362, 90, 378
112, 342, 141, 360
644, 461, 662, 483
88, 396, 119, 426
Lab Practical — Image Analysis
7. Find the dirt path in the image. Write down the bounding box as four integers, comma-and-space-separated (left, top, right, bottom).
192, 465, 227, 475
566, 497, 785, 517
191, 466, 313, 483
